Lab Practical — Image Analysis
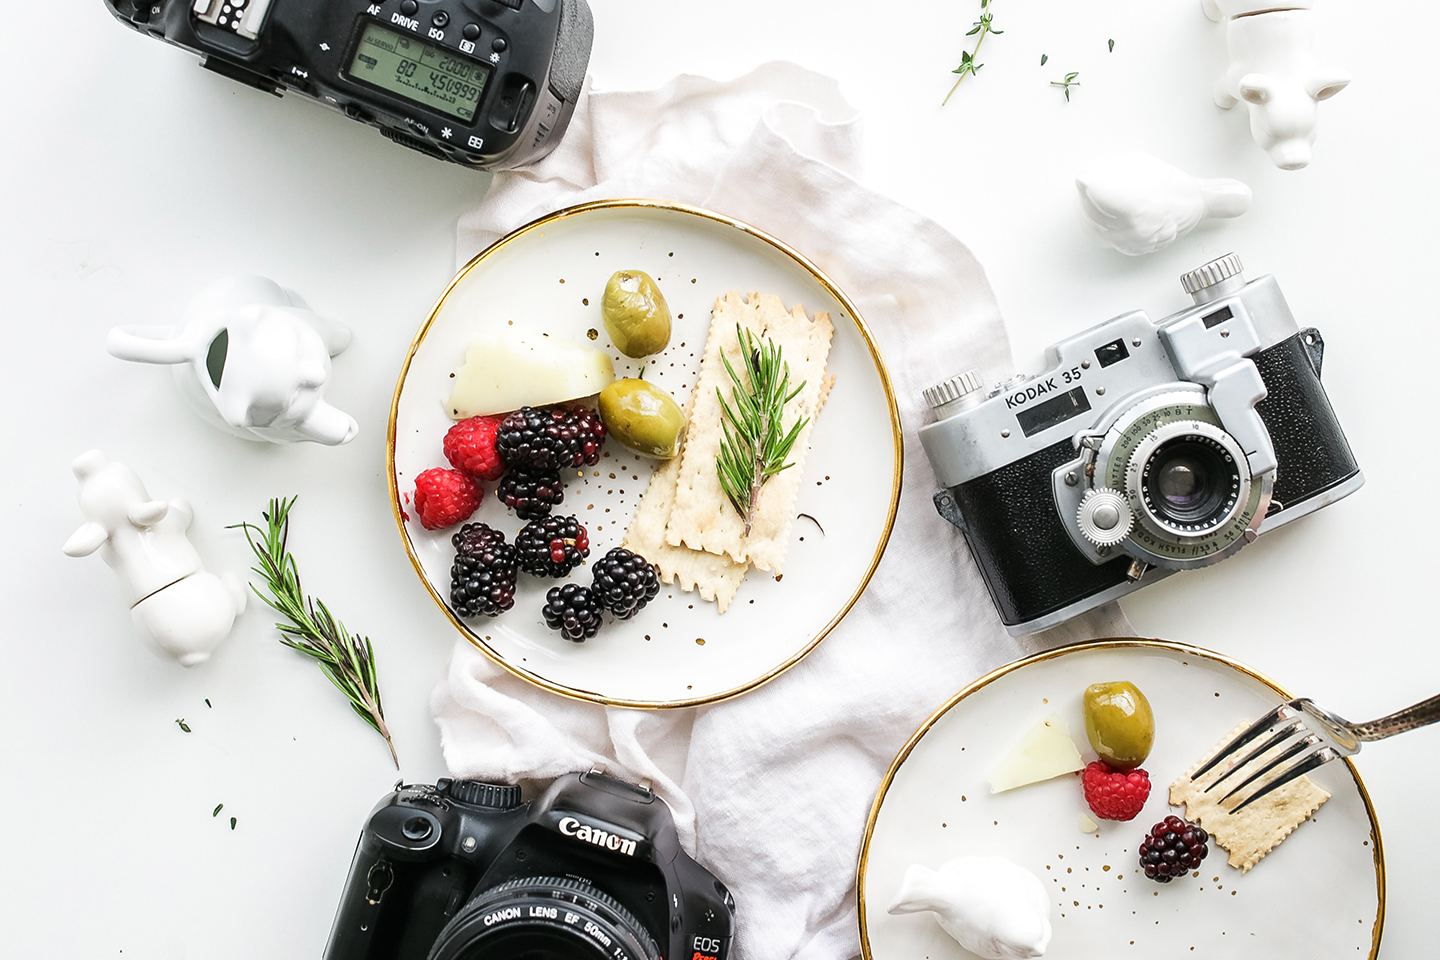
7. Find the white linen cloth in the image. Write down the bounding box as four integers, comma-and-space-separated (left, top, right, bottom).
438, 61, 1132, 960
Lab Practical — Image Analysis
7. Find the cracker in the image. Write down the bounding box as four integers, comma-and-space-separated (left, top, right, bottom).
1169, 722, 1330, 873
623, 356, 835, 614
665, 292, 834, 572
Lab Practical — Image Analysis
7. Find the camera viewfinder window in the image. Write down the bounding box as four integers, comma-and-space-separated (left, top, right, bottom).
1015, 386, 1092, 437
1094, 338, 1130, 368
346, 21, 491, 122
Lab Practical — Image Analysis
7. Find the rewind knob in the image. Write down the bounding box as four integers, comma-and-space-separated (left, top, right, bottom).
1078, 488, 1134, 547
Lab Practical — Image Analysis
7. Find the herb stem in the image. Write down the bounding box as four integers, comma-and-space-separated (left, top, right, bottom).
231, 498, 398, 768
944, 0, 1003, 106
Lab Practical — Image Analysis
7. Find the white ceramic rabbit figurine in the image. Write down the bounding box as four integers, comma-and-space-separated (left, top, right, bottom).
107, 275, 359, 445
63, 451, 245, 666
1077, 153, 1251, 255
887, 857, 1052, 960
1204, 0, 1350, 170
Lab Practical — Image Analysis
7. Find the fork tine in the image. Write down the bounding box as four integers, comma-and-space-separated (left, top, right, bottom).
1218, 735, 1320, 804
1228, 747, 1338, 813
1191, 701, 1296, 781
1202, 715, 1305, 793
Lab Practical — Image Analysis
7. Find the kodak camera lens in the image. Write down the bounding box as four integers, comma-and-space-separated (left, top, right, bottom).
1141, 435, 1240, 530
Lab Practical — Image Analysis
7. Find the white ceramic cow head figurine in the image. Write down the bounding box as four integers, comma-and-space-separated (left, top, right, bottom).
63, 451, 244, 666
1205, 1, 1350, 170
107, 276, 359, 445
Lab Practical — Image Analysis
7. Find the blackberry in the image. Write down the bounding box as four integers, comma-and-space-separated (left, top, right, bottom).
542, 583, 605, 642
590, 547, 661, 620
449, 523, 518, 618
1138, 815, 1209, 883
515, 515, 591, 578
497, 406, 607, 472
495, 468, 564, 519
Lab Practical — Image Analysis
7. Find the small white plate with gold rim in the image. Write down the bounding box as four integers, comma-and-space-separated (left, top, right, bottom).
858, 639, 1383, 959
388, 200, 901, 708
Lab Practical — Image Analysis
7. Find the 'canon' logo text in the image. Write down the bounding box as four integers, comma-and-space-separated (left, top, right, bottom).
558, 816, 638, 856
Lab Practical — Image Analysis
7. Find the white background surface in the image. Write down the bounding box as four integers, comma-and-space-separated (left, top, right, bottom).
1, 1, 1434, 957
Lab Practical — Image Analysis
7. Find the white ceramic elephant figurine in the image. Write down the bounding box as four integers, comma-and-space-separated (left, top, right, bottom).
1204, 0, 1350, 170
107, 275, 359, 445
1077, 153, 1252, 255
887, 857, 1052, 960
63, 451, 245, 666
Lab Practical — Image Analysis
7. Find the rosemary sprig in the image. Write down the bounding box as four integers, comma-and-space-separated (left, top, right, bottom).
716, 325, 808, 535
1052, 71, 1081, 102
231, 497, 398, 768
944, 0, 1003, 106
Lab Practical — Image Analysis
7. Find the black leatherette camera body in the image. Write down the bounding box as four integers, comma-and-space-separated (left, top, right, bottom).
102, 0, 592, 169
324, 772, 735, 960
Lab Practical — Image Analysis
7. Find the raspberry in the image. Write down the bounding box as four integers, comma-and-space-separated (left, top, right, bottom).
449, 523, 518, 618
443, 415, 507, 482
495, 469, 564, 520
1138, 815, 1209, 883
497, 406, 607, 472
590, 547, 661, 620
542, 583, 605, 642
413, 468, 481, 530
1082, 761, 1151, 821
515, 515, 590, 578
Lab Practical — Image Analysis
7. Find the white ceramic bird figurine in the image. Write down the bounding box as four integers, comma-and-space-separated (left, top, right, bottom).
887, 856, 1052, 960
1076, 153, 1251, 256
64, 451, 245, 666
107, 275, 359, 445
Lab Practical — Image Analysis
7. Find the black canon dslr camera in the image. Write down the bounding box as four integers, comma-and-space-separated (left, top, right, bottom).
324, 771, 735, 960
102, 0, 592, 169
920, 254, 1362, 636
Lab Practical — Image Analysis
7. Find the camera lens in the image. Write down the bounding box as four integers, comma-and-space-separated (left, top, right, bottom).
429, 876, 660, 960
1141, 435, 1240, 531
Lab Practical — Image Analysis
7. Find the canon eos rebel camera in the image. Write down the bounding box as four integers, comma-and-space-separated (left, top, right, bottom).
324, 771, 735, 960
102, 0, 592, 169
920, 254, 1362, 636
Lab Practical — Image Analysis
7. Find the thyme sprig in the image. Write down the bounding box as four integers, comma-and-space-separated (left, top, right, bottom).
1052, 71, 1081, 102
716, 326, 808, 535
944, 0, 1003, 106
232, 497, 398, 768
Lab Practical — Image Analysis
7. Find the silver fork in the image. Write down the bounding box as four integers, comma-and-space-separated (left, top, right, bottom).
1191, 693, 1440, 813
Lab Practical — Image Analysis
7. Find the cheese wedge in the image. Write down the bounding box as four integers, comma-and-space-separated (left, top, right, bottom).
988, 714, 1085, 793
445, 329, 614, 418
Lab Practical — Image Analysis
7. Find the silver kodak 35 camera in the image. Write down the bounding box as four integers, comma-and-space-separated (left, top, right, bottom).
920, 254, 1362, 635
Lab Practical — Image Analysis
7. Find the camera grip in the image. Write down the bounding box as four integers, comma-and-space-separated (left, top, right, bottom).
1253, 329, 1360, 511
948, 439, 1134, 628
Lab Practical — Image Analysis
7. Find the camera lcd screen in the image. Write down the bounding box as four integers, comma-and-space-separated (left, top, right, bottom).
346, 21, 491, 122
1015, 386, 1091, 437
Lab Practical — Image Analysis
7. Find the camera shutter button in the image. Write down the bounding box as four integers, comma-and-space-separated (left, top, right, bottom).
1078, 488, 1134, 547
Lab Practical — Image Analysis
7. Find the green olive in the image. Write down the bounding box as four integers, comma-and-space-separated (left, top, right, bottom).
598, 378, 685, 458
602, 270, 672, 358
1083, 681, 1155, 771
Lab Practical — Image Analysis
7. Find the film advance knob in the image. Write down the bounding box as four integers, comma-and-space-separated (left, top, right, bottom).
1180, 253, 1244, 296
923, 369, 987, 416
1078, 488, 1134, 547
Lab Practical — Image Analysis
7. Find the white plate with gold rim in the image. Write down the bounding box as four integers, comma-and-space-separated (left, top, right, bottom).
858, 639, 1384, 959
388, 200, 901, 708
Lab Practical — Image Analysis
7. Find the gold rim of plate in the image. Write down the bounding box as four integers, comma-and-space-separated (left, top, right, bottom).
854, 637, 1385, 959
386, 198, 904, 709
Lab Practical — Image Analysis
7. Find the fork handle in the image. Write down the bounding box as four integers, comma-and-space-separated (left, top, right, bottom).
1353, 694, 1440, 741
